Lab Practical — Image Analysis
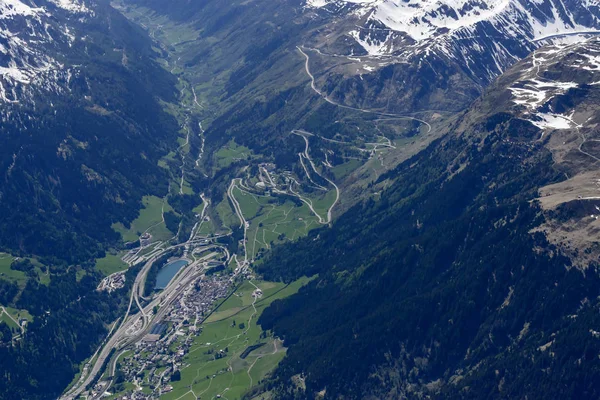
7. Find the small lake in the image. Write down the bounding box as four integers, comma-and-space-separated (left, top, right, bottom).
154, 259, 189, 289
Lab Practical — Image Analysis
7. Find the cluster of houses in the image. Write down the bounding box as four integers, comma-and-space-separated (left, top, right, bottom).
139, 233, 152, 247
165, 275, 230, 325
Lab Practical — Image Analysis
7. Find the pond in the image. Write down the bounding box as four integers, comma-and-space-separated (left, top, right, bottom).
154, 259, 189, 290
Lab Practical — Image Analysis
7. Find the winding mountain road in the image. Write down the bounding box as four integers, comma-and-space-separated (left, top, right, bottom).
297, 47, 432, 133
292, 130, 339, 224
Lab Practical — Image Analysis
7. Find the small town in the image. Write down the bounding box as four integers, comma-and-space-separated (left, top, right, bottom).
97, 273, 234, 399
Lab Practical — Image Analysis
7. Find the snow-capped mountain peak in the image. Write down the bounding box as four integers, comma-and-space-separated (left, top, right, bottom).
308, 0, 600, 43
305, 0, 600, 86
352, 0, 513, 41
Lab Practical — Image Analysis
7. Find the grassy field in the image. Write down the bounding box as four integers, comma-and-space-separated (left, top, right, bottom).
228, 187, 322, 259
331, 159, 362, 180
112, 196, 174, 243
5, 307, 32, 322
0, 312, 19, 330
232, 187, 262, 220
312, 189, 338, 219
158, 151, 178, 170
0, 253, 49, 287
95, 252, 128, 276
161, 278, 311, 400
196, 217, 216, 236
192, 201, 206, 215
179, 177, 195, 195
0, 253, 26, 286
215, 141, 252, 168
246, 202, 321, 259
216, 196, 239, 230
0, 306, 32, 332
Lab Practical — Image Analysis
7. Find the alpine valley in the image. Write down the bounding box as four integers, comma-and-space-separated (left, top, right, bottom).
0, 0, 599, 399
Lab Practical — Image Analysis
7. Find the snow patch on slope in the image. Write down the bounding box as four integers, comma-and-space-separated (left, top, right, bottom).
0, 0, 45, 19
531, 112, 575, 130
510, 79, 578, 111
508, 39, 600, 133
306, 0, 375, 6
372, 0, 512, 41
349, 29, 394, 55
47, 0, 89, 14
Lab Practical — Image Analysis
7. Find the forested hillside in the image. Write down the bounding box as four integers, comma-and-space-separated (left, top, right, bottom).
0, 265, 143, 399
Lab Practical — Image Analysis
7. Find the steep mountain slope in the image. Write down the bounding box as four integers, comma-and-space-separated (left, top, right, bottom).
0, 0, 595, 397
0, 0, 179, 264
255, 37, 600, 399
